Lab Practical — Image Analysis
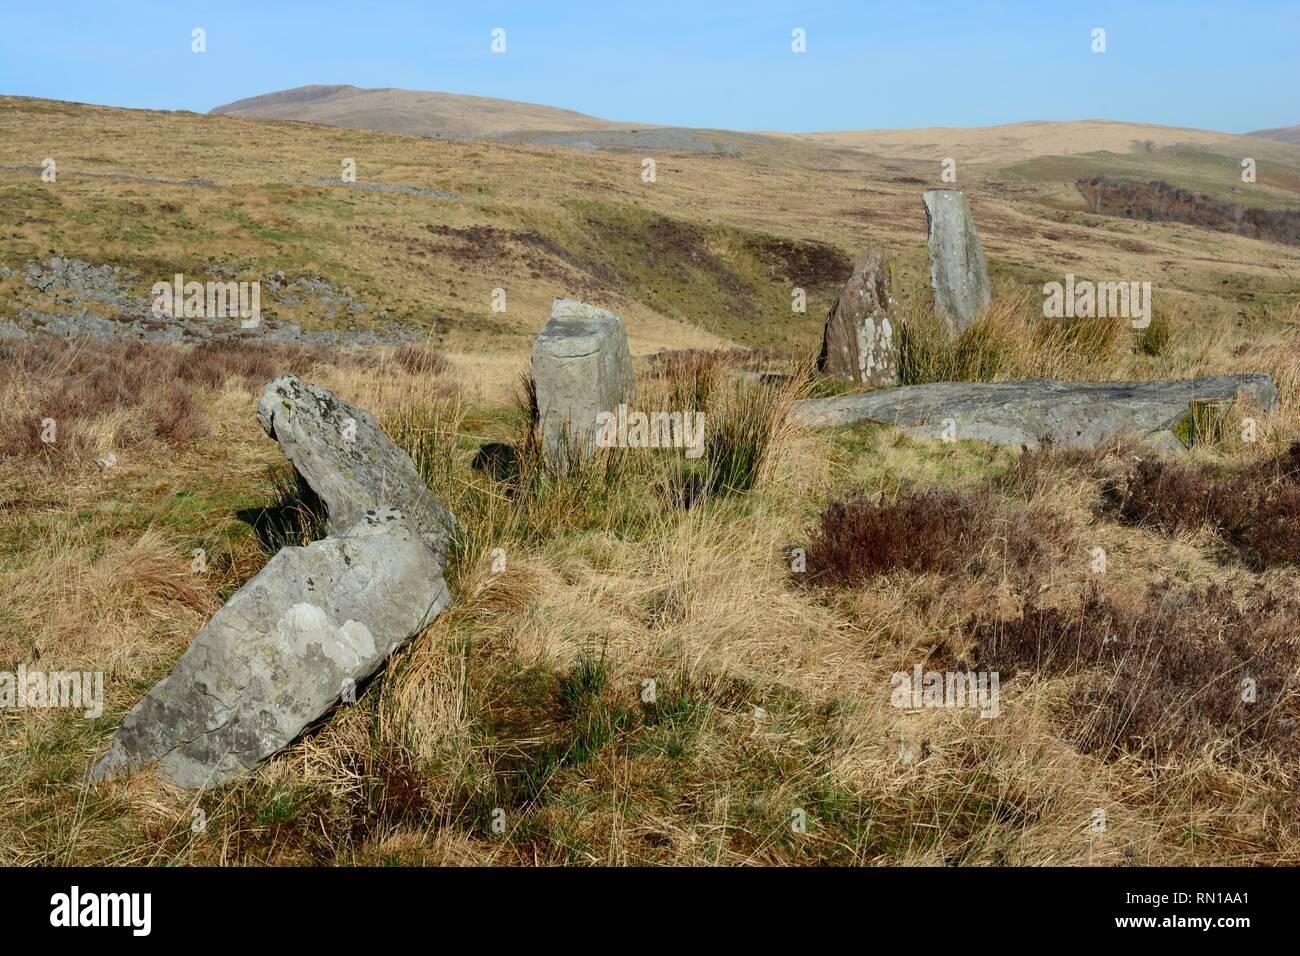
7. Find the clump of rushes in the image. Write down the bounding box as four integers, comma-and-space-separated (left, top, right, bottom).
660, 358, 812, 507
896, 285, 1130, 386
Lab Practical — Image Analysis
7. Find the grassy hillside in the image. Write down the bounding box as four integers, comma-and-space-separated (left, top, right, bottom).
3, 96, 1300, 866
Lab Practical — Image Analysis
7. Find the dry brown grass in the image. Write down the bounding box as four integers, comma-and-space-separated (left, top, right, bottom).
971, 582, 1300, 763
897, 286, 1134, 386
6, 338, 1300, 865
2, 93, 1300, 867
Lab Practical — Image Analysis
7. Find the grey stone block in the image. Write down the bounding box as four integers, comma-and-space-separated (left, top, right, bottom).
530, 298, 633, 463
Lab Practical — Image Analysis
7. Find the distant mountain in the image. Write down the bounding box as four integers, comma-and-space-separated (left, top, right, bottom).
210, 87, 1300, 165
1248, 124, 1300, 145
209, 84, 635, 138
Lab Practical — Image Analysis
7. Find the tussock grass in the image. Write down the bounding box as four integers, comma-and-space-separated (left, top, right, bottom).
896, 286, 1131, 386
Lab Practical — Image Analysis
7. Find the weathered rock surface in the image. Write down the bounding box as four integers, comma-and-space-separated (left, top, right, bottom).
0, 256, 423, 346
922, 190, 992, 337
93, 378, 455, 788
818, 248, 899, 387
789, 374, 1278, 451
91, 509, 449, 788
256, 375, 454, 553
531, 298, 633, 462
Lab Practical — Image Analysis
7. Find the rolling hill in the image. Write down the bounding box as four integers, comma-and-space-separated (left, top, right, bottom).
1250, 123, 1300, 146
212, 87, 1300, 168
210, 83, 636, 138
778, 119, 1300, 165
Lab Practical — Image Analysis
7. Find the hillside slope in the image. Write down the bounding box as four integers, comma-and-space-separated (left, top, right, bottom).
1250, 123, 1300, 146
3, 94, 1300, 868
5, 95, 1300, 362
782, 119, 1300, 165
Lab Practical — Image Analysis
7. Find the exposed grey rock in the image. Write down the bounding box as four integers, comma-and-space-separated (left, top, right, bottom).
1, 257, 423, 347
817, 248, 899, 387
530, 298, 633, 463
93, 378, 456, 788
90, 508, 449, 788
256, 375, 454, 553
922, 190, 992, 337
789, 374, 1278, 451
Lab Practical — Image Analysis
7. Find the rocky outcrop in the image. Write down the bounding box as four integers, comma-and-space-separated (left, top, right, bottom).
1, 257, 423, 346
922, 190, 992, 337
531, 298, 634, 463
91, 378, 454, 789
789, 374, 1278, 451
817, 248, 899, 387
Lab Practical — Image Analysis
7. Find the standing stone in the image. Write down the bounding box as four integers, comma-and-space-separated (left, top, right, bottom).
91, 378, 456, 789
531, 298, 633, 463
922, 189, 992, 337
817, 247, 899, 387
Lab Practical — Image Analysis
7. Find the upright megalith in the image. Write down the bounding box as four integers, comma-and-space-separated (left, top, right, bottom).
91, 378, 455, 789
531, 298, 633, 463
817, 247, 899, 387
922, 189, 992, 337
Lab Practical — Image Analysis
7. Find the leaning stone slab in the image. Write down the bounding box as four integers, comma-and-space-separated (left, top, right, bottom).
91, 508, 449, 788
531, 298, 633, 462
256, 375, 454, 553
789, 374, 1278, 451
93, 377, 456, 789
817, 247, 899, 387
923, 189, 992, 337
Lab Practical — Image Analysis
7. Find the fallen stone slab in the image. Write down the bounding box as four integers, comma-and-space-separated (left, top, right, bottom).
817, 248, 899, 387
531, 298, 633, 463
923, 189, 992, 337
93, 378, 456, 788
91, 509, 449, 788
256, 375, 454, 553
789, 374, 1278, 451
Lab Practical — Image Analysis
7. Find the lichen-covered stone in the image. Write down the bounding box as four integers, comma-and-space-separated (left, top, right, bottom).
530, 299, 633, 463
256, 375, 454, 553
789, 374, 1278, 451
922, 189, 992, 337
91, 509, 449, 788
817, 247, 899, 387
93, 378, 456, 789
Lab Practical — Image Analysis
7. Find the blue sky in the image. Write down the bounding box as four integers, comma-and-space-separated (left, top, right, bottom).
1, 0, 1296, 132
